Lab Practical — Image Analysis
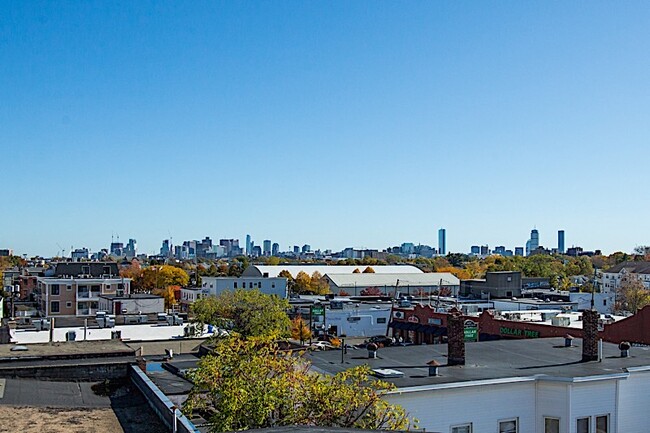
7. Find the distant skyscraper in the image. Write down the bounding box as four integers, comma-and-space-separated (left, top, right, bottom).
525, 229, 539, 256
293, 245, 300, 254
438, 228, 446, 255
558, 230, 565, 254
470, 245, 480, 255
302, 244, 311, 253
515, 247, 524, 256
263, 240, 272, 256
272, 242, 279, 256
246, 234, 251, 256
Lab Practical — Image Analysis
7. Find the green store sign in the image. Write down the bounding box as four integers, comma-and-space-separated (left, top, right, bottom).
312, 306, 324, 315
500, 327, 539, 338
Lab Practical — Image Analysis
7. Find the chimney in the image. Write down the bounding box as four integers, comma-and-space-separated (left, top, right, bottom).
447, 313, 465, 366
619, 341, 631, 358
427, 360, 441, 376
582, 309, 599, 362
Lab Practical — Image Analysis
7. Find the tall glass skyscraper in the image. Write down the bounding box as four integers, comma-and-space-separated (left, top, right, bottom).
558, 230, 565, 254
438, 228, 446, 255
525, 229, 539, 256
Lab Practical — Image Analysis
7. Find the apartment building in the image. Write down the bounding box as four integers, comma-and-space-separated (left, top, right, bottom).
36, 262, 130, 317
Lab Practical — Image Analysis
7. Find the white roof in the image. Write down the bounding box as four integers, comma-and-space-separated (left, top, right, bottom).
325, 272, 460, 288
242, 265, 423, 278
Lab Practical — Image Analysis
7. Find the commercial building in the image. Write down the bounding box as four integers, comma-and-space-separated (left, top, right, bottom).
318, 302, 391, 337
558, 230, 565, 254
460, 271, 523, 298
438, 228, 446, 255
241, 264, 423, 278
324, 272, 459, 297
201, 276, 288, 299
526, 228, 539, 256
98, 293, 164, 315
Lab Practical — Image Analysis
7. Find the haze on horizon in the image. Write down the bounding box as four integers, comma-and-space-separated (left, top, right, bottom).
2, 2, 649, 257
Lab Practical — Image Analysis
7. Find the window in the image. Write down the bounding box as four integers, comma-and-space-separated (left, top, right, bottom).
499, 418, 518, 433
377, 318, 387, 324
66, 301, 72, 308
577, 417, 590, 433
51, 301, 60, 313
51, 284, 60, 295
272, 283, 275, 288
66, 285, 72, 291
103, 266, 111, 275
234, 282, 238, 289
249, 282, 253, 288
596, 415, 609, 433
82, 266, 90, 275
544, 417, 559, 433
451, 424, 472, 433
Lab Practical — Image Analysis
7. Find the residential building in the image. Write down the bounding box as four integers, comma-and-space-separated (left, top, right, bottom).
601, 261, 650, 292
438, 228, 446, 255
558, 230, 565, 254
180, 287, 203, 312
36, 262, 131, 316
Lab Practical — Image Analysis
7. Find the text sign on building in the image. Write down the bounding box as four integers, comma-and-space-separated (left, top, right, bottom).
464, 319, 478, 342
311, 305, 324, 316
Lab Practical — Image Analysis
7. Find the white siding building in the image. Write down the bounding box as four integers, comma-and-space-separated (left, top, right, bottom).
600, 261, 650, 292
310, 337, 650, 433
201, 276, 288, 299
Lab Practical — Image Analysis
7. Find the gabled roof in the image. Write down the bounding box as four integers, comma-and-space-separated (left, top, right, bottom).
242, 265, 423, 278
604, 261, 650, 275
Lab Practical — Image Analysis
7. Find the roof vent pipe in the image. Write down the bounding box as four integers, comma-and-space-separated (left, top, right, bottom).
564, 334, 574, 347
619, 341, 631, 358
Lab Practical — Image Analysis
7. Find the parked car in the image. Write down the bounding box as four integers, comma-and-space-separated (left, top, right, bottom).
366, 335, 394, 347
309, 341, 335, 351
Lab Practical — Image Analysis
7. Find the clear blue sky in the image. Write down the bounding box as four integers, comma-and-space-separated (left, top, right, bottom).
2, 1, 649, 257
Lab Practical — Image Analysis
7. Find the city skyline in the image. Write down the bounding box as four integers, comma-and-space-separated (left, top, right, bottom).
2, 3, 650, 257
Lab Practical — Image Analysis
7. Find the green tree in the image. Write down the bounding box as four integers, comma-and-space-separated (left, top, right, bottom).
191, 289, 291, 338
278, 270, 295, 294
183, 337, 415, 432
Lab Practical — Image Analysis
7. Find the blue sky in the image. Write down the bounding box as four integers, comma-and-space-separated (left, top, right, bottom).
1, 1, 649, 257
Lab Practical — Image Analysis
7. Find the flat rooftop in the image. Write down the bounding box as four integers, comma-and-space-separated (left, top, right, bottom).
0, 339, 134, 360
308, 337, 650, 388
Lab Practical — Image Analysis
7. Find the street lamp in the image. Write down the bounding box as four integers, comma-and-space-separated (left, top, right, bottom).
340, 333, 347, 363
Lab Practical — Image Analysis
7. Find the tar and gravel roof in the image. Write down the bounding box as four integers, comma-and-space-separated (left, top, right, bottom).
307, 337, 650, 389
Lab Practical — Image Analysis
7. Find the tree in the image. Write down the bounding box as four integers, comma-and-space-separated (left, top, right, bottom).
290, 315, 311, 343
155, 285, 179, 309
183, 337, 415, 432
278, 270, 295, 294
191, 289, 291, 338
362, 266, 376, 273
616, 275, 650, 313
140, 265, 189, 292
310, 271, 330, 295
294, 271, 312, 294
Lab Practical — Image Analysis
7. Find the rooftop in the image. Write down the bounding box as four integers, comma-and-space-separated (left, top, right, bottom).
307, 337, 650, 389
242, 264, 424, 278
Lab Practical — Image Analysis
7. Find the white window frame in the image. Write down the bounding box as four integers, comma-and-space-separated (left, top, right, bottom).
576, 416, 590, 433
544, 417, 560, 433
498, 417, 518, 433
450, 423, 472, 433
595, 414, 609, 433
